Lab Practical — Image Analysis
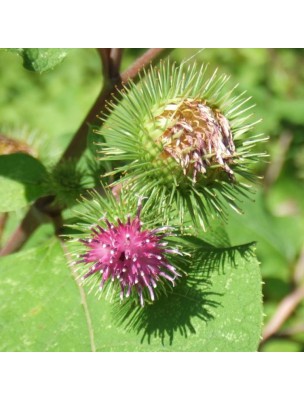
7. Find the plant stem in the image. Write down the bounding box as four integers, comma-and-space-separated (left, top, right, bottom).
109, 48, 123, 80
121, 48, 171, 82
0, 207, 44, 256
261, 245, 304, 344
0, 213, 8, 245
59, 84, 114, 162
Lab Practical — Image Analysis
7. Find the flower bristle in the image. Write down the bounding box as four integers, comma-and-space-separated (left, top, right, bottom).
96, 60, 267, 229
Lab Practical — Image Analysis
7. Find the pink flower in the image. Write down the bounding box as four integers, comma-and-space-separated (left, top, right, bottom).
77, 204, 181, 306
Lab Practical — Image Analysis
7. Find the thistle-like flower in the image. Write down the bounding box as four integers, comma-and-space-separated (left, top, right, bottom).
97, 60, 267, 229
69, 190, 181, 306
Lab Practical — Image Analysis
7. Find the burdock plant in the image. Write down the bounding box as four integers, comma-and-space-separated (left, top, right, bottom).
98, 61, 267, 229
0, 49, 266, 352
69, 59, 268, 307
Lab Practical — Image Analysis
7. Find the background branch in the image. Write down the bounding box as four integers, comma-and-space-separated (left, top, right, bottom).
262, 285, 304, 342
276, 323, 304, 337
261, 243, 304, 344
264, 130, 293, 191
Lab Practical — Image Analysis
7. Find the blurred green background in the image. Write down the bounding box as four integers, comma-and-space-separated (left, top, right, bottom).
1, 48, 304, 351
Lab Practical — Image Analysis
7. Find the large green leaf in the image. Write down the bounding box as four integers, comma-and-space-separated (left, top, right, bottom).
11, 48, 69, 73
0, 153, 48, 212
0, 239, 262, 351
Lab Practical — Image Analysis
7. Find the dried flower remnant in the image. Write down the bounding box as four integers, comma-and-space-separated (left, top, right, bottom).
0, 134, 36, 156
75, 202, 181, 306
157, 99, 236, 183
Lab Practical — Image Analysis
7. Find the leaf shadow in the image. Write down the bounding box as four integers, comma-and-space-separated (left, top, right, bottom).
112, 276, 221, 346
191, 241, 257, 276
0, 153, 48, 204
111, 240, 256, 347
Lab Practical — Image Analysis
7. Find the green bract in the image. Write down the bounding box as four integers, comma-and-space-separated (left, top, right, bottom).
45, 159, 96, 207
97, 61, 267, 229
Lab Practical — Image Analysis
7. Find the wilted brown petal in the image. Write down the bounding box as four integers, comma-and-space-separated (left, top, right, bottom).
156, 100, 236, 182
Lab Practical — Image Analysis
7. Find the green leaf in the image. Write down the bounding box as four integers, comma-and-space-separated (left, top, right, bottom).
0, 153, 48, 212
0, 239, 262, 351
12, 48, 69, 73
0, 240, 90, 351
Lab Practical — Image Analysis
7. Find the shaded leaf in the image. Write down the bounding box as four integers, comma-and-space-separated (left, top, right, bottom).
0, 153, 48, 212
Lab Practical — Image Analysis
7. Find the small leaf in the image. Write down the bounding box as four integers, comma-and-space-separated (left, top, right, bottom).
11, 48, 69, 73
0, 153, 48, 212
0, 239, 262, 351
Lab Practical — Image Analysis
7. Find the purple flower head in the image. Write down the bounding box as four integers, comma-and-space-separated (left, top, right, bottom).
77, 201, 181, 306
